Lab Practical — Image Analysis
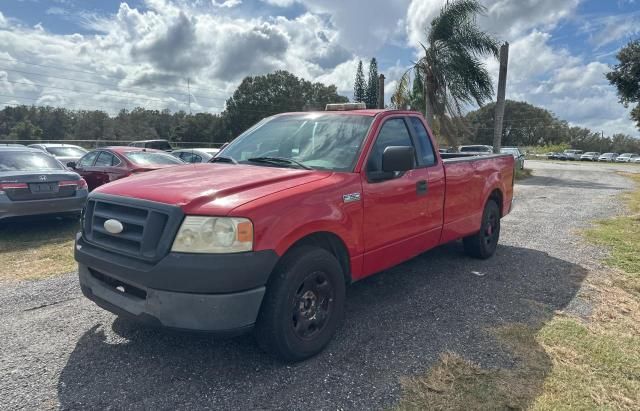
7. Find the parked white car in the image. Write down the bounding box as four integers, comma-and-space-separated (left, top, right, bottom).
563, 149, 584, 160
598, 153, 619, 162
28, 143, 88, 165
615, 153, 639, 163
171, 148, 220, 163
580, 152, 600, 161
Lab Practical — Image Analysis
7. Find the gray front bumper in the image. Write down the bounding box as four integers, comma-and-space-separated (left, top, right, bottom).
79, 264, 265, 333
0, 190, 87, 219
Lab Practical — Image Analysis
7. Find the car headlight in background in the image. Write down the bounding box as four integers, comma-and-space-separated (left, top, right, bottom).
171, 216, 253, 253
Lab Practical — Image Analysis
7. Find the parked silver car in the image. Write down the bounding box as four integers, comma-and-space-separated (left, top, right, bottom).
458, 145, 493, 155
580, 152, 600, 161
171, 148, 220, 163
598, 153, 619, 162
28, 143, 88, 165
0, 147, 88, 220
615, 153, 639, 163
500, 147, 525, 170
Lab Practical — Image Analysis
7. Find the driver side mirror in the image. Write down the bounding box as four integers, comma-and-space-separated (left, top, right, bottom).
67, 161, 77, 169
382, 146, 415, 172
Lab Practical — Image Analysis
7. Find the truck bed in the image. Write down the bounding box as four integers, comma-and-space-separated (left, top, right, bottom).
439, 153, 514, 244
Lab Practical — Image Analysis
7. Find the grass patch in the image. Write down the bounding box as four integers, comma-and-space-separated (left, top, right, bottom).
0, 218, 78, 281
585, 173, 640, 294
396, 173, 640, 410
515, 167, 532, 180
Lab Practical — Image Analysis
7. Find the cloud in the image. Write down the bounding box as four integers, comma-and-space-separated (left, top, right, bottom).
580, 11, 640, 49
211, 0, 242, 7
261, 0, 297, 6
406, 0, 579, 47
296, 0, 411, 55
483, 31, 636, 135
131, 11, 205, 73
0, 0, 358, 114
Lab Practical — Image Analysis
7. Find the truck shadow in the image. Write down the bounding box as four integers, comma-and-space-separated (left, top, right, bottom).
57, 243, 587, 410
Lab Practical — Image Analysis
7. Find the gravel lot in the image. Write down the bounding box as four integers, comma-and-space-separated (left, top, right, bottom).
0, 160, 636, 410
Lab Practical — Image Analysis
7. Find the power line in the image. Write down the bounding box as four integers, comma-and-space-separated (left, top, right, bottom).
0, 98, 332, 116
0, 56, 226, 95
2, 78, 189, 106
0, 66, 228, 102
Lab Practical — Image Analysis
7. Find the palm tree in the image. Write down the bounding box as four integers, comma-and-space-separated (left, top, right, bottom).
396, 0, 499, 144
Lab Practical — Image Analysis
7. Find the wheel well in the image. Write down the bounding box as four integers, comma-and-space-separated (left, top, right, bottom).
286, 232, 352, 284
488, 189, 504, 216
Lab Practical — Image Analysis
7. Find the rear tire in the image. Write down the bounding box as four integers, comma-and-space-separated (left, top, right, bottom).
254, 246, 345, 362
463, 199, 501, 259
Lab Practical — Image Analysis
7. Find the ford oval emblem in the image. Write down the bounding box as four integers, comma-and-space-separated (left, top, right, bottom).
104, 219, 124, 234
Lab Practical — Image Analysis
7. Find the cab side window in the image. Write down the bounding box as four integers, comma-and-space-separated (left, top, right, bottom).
367, 118, 416, 173
78, 151, 99, 168
409, 117, 436, 166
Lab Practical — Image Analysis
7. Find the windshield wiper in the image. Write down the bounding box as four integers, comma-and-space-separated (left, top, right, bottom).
247, 156, 313, 170
209, 156, 238, 165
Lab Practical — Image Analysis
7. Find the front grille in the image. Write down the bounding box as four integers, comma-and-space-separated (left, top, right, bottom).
83, 193, 183, 262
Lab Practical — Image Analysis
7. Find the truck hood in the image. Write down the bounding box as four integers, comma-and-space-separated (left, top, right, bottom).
94, 163, 331, 215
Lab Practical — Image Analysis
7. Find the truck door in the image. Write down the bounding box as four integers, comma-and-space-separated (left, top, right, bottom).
361, 117, 433, 275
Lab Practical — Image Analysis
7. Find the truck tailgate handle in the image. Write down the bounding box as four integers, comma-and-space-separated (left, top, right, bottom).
416, 180, 428, 195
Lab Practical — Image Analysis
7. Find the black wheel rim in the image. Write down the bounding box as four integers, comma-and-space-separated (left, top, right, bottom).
483, 211, 499, 247
291, 271, 334, 340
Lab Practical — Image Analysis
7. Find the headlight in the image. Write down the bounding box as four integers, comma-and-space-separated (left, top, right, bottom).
171, 216, 253, 253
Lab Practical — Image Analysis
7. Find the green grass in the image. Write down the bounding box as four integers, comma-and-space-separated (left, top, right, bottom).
585, 173, 640, 294
0, 218, 78, 281
396, 173, 640, 410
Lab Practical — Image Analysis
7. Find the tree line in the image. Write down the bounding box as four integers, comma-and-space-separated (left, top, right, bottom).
0, 70, 347, 147
465, 100, 640, 153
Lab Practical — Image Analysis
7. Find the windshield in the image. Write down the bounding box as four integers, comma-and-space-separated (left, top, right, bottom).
46, 146, 87, 157
220, 114, 373, 171
501, 148, 519, 155
0, 151, 64, 171
124, 151, 184, 166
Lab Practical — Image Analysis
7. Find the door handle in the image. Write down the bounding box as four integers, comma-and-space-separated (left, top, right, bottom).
416, 180, 428, 195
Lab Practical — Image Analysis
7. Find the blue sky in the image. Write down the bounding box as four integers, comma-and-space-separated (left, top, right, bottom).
0, 0, 639, 136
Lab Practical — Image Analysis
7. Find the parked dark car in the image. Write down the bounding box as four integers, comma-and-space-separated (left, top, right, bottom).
68, 146, 184, 191
171, 148, 220, 163
548, 152, 568, 160
0, 147, 88, 220
128, 139, 174, 152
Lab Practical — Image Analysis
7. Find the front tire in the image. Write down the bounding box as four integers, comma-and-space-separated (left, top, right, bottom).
254, 246, 346, 362
463, 199, 501, 259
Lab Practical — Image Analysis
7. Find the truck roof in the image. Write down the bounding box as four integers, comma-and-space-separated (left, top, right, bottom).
278, 109, 422, 117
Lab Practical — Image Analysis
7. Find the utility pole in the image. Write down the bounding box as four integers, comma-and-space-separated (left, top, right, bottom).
493, 42, 509, 154
187, 78, 192, 115
377, 74, 385, 109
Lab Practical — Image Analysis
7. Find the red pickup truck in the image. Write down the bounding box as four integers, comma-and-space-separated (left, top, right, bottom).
75, 109, 514, 361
